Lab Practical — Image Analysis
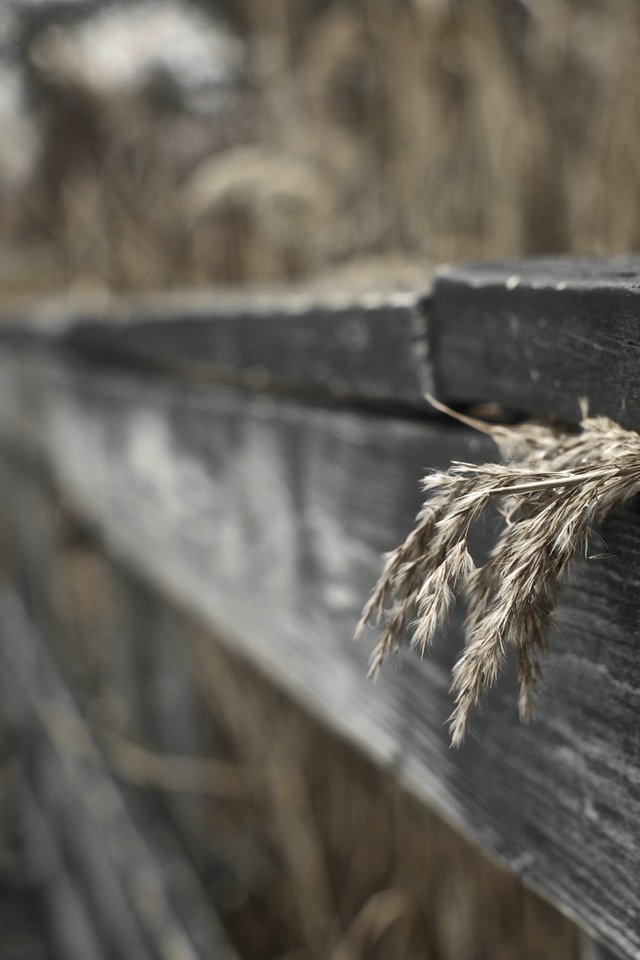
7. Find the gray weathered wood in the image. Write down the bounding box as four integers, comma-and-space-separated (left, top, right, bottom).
8, 352, 635, 959
10, 257, 640, 427
3, 287, 433, 409
432, 255, 640, 426
3, 259, 640, 956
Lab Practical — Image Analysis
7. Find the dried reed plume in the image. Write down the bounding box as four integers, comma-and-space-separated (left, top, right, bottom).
357, 398, 640, 746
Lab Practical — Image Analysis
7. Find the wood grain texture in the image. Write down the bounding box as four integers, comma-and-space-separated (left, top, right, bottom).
18, 354, 638, 959
432, 255, 640, 427
8, 255, 640, 425
46, 289, 432, 409
3, 257, 640, 956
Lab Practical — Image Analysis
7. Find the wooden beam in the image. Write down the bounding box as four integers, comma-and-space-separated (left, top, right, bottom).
16, 354, 638, 960
1, 288, 433, 410
432, 256, 640, 426
8, 256, 640, 425
3, 258, 640, 956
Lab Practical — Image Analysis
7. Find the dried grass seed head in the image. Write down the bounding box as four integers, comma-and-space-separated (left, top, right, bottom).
358, 402, 640, 746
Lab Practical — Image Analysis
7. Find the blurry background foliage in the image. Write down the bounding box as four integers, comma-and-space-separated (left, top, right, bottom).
0, 0, 639, 301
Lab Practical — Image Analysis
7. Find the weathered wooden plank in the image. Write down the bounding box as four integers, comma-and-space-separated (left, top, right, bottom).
2, 287, 433, 409
4, 258, 640, 955
9, 257, 640, 425
0, 585, 241, 960
18, 354, 639, 959
432, 256, 640, 426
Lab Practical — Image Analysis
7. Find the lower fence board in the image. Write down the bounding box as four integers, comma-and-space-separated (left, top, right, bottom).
9, 354, 636, 959
21, 784, 110, 960
0, 585, 241, 960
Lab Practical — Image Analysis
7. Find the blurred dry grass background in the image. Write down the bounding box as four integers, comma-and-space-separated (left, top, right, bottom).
1, 0, 640, 299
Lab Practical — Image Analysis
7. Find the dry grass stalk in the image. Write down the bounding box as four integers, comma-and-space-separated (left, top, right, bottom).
357, 399, 640, 746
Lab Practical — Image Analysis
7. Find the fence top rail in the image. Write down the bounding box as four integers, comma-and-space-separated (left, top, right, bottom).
3, 254, 640, 422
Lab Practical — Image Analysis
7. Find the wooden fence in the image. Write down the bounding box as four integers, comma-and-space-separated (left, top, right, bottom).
0, 256, 638, 958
